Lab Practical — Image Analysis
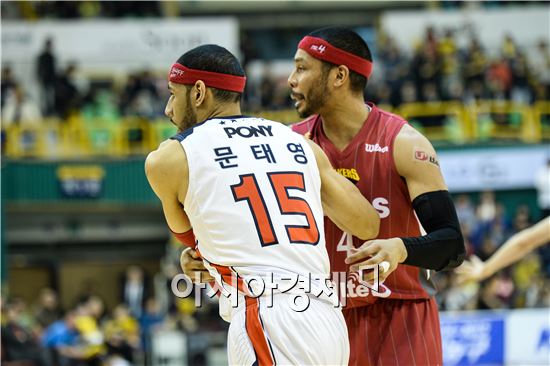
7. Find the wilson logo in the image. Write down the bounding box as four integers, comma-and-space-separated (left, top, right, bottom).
365, 143, 389, 153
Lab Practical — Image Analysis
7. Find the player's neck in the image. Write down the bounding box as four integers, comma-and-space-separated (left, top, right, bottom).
320, 97, 369, 150
200, 103, 242, 122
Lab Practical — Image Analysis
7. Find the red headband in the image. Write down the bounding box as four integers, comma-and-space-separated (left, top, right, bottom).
168, 63, 246, 93
298, 36, 373, 78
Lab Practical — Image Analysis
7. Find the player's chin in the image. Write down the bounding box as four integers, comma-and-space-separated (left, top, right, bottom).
296, 104, 312, 119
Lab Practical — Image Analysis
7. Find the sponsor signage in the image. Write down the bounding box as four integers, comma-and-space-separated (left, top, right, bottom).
439, 146, 549, 192
2, 18, 238, 73
441, 313, 504, 366
57, 165, 105, 198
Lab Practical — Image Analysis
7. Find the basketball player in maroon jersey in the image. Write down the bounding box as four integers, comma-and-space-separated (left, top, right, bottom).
289, 27, 465, 365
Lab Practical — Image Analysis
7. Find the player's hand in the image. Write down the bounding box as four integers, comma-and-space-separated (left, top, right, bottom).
180, 247, 214, 283
344, 238, 407, 283
454, 255, 487, 284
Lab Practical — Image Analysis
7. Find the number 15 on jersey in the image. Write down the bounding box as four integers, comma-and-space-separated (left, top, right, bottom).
231, 171, 320, 247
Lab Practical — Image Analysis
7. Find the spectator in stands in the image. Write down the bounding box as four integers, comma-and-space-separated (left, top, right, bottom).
413, 44, 442, 100
54, 63, 81, 120
511, 51, 532, 103
511, 205, 531, 232
34, 288, 63, 330
371, 83, 393, 107
8, 297, 36, 331
457, 217, 550, 286
463, 38, 487, 91
1, 299, 48, 365
41, 310, 80, 365
422, 82, 441, 102
536, 159, 550, 219
399, 80, 418, 104
442, 273, 479, 311
531, 39, 550, 98
103, 304, 140, 363
378, 36, 409, 98
440, 33, 461, 100
456, 194, 477, 230
72, 298, 106, 364
1, 66, 17, 109
119, 71, 160, 119
86, 295, 106, 325
512, 252, 544, 307
464, 79, 490, 105
120, 266, 149, 318
486, 56, 512, 100
477, 190, 498, 223
259, 66, 276, 109
501, 33, 517, 61
478, 272, 515, 309
138, 298, 165, 355
36, 38, 57, 116
535, 158, 550, 218
2, 84, 43, 127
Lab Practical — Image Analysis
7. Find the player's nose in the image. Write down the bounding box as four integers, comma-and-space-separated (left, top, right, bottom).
164, 102, 172, 119
288, 71, 297, 88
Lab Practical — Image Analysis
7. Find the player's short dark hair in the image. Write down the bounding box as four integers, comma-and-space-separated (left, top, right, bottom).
176, 44, 245, 104
308, 27, 372, 94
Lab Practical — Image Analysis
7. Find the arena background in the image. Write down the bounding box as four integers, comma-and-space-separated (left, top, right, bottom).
1, 1, 549, 365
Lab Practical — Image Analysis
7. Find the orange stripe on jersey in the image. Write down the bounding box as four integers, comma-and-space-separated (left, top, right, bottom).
193, 248, 220, 296
209, 262, 248, 294
245, 297, 275, 366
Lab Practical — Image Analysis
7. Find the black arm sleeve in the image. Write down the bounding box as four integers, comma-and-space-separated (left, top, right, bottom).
401, 190, 465, 271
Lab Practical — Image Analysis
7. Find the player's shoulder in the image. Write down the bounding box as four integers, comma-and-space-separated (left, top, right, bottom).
395, 123, 430, 145
372, 103, 408, 125
146, 139, 186, 175
290, 115, 319, 135
170, 119, 214, 143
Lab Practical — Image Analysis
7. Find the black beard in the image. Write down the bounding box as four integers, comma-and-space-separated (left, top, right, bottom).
297, 72, 330, 118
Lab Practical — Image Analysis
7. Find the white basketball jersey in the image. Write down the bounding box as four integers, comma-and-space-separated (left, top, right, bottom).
173, 115, 329, 284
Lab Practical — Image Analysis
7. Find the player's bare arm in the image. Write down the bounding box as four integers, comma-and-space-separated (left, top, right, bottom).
306, 139, 380, 240
145, 141, 213, 282
346, 124, 465, 281
145, 139, 191, 233
393, 124, 447, 199
456, 217, 550, 283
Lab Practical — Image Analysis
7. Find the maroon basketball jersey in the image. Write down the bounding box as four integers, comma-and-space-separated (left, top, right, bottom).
292, 103, 437, 308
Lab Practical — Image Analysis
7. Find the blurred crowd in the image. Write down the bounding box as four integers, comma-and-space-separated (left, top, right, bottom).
434, 191, 550, 312
2, 24, 549, 131
250, 28, 550, 112
1, 37, 167, 129
3, 194, 549, 365
367, 27, 550, 108
0, 1, 163, 19
1, 262, 227, 366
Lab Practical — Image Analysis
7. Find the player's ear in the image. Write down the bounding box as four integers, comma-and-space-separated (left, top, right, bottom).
333, 65, 349, 88
194, 80, 207, 107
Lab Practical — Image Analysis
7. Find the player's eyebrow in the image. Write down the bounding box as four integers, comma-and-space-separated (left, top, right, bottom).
294, 57, 305, 63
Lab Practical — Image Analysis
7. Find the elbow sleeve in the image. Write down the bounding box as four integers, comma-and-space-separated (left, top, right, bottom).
401, 190, 465, 271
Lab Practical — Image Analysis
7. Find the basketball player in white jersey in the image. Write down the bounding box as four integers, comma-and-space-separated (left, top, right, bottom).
145, 45, 380, 366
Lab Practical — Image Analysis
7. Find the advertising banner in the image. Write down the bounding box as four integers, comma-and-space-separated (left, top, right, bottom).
439, 146, 549, 192
441, 313, 505, 366
2, 18, 239, 73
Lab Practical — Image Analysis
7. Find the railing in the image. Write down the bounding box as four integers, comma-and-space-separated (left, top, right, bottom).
2, 101, 548, 159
